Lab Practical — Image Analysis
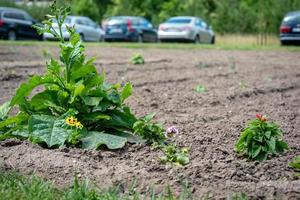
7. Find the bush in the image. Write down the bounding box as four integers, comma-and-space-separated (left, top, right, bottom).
71, 0, 100, 21
235, 114, 289, 161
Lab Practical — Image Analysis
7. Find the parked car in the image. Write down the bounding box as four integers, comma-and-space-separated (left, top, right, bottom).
158, 16, 215, 44
0, 7, 42, 40
103, 16, 157, 42
43, 16, 105, 42
280, 11, 300, 45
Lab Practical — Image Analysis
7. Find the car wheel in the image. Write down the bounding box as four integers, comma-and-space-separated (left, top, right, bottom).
194, 35, 200, 44
280, 40, 288, 46
137, 34, 143, 43
211, 36, 215, 44
8, 30, 17, 41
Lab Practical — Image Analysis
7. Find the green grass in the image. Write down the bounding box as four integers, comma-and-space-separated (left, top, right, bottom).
0, 170, 252, 200
0, 170, 194, 200
0, 34, 300, 51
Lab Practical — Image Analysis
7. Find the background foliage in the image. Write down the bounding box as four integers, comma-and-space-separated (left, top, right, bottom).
1, 0, 300, 34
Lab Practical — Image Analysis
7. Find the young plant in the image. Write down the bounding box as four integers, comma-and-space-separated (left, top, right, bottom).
159, 127, 189, 166
194, 85, 206, 93
130, 53, 145, 65
239, 80, 247, 90
289, 156, 300, 176
235, 114, 289, 161
160, 144, 189, 166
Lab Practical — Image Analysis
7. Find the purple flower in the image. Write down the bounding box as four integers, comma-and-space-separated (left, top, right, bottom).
165, 126, 179, 138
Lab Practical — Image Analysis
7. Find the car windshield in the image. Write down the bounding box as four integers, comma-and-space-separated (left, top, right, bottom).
107, 18, 125, 25
106, 17, 140, 26
283, 14, 300, 24
166, 18, 192, 24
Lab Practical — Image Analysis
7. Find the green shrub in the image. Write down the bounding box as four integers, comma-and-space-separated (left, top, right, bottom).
235, 114, 289, 161
71, 0, 100, 21
130, 53, 145, 65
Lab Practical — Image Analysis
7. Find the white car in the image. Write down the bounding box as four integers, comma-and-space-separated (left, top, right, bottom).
43, 16, 105, 42
158, 16, 215, 44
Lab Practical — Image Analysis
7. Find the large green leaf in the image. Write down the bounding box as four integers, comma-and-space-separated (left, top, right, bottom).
29, 90, 62, 113
0, 101, 11, 120
69, 82, 85, 103
71, 62, 97, 81
28, 114, 70, 147
81, 131, 127, 150
82, 96, 103, 106
121, 82, 132, 102
0, 113, 28, 130
47, 58, 61, 74
103, 109, 137, 129
113, 131, 145, 144
10, 75, 57, 107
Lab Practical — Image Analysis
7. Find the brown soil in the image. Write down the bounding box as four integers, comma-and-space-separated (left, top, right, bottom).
0, 44, 299, 199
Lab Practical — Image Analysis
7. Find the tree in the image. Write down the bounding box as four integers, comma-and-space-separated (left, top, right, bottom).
71, 0, 100, 21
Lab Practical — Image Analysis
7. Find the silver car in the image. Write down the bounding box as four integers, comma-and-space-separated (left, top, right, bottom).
43, 16, 105, 42
158, 16, 215, 44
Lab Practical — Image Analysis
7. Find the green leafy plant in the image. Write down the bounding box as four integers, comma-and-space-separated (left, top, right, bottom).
130, 53, 145, 65
227, 192, 249, 200
160, 144, 189, 166
289, 156, 300, 177
235, 114, 289, 161
158, 127, 189, 166
0, 2, 189, 165
239, 80, 247, 90
194, 85, 206, 93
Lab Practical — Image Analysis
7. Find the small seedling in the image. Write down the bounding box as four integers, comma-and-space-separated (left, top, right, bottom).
160, 144, 189, 166
159, 127, 189, 166
289, 156, 300, 177
235, 114, 289, 161
239, 80, 247, 90
130, 53, 145, 65
264, 76, 273, 83
195, 85, 206, 93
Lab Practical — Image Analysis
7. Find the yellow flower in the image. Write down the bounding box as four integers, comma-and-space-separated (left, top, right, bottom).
66, 116, 83, 129
65, 116, 77, 126
75, 122, 83, 129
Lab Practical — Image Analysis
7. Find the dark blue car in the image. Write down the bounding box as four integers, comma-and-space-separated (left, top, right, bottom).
104, 16, 157, 42
280, 11, 300, 45
0, 7, 41, 41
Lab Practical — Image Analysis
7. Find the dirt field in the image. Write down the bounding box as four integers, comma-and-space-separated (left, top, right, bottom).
0, 44, 299, 199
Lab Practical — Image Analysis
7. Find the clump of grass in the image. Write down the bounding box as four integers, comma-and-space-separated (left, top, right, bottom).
0, 170, 194, 200
227, 192, 249, 200
130, 53, 145, 65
